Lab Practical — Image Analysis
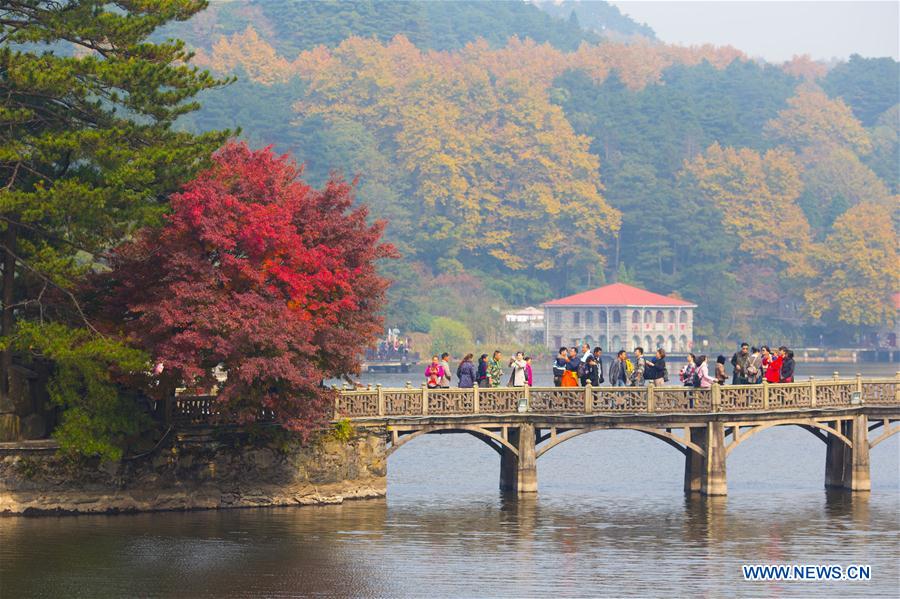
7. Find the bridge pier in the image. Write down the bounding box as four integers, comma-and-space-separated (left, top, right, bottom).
824, 429, 846, 488
700, 421, 727, 496
499, 424, 537, 494
683, 426, 705, 493
844, 415, 871, 491
824, 415, 870, 492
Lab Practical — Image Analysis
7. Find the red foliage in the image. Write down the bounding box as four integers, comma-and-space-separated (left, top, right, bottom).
97, 142, 395, 433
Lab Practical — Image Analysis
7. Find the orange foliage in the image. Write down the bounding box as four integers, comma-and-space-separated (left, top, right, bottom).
781, 54, 828, 82
199, 26, 746, 91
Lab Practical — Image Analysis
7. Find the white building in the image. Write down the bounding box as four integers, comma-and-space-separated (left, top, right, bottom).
542, 283, 696, 353
505, 306, 544, 344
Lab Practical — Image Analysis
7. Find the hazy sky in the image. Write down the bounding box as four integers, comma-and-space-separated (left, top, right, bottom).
609, 1, 899, 62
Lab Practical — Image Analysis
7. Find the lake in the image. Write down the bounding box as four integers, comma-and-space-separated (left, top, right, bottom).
1, 362, 898, 597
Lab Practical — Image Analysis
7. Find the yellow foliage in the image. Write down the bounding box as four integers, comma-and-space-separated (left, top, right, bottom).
804, 203, 899, 327
765, 85, 872, 155
681, 143, 811, 271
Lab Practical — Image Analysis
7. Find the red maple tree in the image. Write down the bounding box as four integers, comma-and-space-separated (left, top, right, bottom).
96, 142, 395, 433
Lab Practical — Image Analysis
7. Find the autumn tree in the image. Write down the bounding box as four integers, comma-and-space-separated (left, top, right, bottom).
94, 143, 395, 434
804, 203, 899, 329
674, 143, 813, 339
765, 85, 872, 155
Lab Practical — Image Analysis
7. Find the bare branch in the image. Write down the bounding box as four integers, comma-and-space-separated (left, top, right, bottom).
0, 242, 104, 337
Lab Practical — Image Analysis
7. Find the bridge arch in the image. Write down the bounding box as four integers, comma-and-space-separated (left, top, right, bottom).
868, 418, 900, 449
534, 425, 707, 460
385, 425, 519, 458
724, 419, 852, 457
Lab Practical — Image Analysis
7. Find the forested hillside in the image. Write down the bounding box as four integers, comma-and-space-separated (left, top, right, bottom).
174, 1, 899, 348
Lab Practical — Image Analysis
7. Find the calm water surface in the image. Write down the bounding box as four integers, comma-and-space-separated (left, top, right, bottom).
1, 362, 898, 597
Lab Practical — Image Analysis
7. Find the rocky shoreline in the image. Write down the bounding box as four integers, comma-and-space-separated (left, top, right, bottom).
0, 429, 387, 515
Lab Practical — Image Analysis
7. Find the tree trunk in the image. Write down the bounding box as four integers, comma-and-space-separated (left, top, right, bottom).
1, 219, 16, 398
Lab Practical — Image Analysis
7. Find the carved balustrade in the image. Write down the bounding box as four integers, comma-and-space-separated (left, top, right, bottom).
816, 382, 856, 407
653, 387, 712, 412
530, 388, 583, 413
171, 375, 900, 423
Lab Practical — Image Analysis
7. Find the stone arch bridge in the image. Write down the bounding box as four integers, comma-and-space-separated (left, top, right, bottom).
328, 375, 900, 496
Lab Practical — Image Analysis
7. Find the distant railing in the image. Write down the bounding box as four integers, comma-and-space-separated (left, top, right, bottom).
333, 374, 900, 419
165, 396, 276, 427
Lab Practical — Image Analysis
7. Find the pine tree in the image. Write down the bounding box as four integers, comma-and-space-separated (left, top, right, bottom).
0, 0, 231, 454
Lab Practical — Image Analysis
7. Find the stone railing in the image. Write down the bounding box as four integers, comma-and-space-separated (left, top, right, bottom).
167, 396, 276, 427
334, 374, 900, 419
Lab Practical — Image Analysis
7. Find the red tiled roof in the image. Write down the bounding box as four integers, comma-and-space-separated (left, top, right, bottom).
542, 283, 695, 307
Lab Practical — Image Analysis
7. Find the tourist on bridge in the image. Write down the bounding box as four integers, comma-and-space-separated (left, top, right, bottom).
747, 347, 763, 384
439, 352, 452, 388
580, 342, 592, 364
525, 356, 534, 387
457, 354, 477, 388
508, 352, 528, 387
553, 348, 568, 386
609, 350, 629, 387
561, 347, 580, 387
578, 342, 593, 385
489, 350, 504, 387
760, 346, 773, 376
476, 354, 490, 388
765, 347, 782, 383
630, 347, 646, 386
679, 353, 697, 386
694, 355, 717, 388
715, 355, 728, 384
425, 356, 445, 389
779, 347, 795, 383
644, 348, 667, 385
731, 343, 751, 384
587, 347, 604, 386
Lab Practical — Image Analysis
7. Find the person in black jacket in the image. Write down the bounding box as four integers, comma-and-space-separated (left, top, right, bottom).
587, 346, 604, 386
779, 347, 795, 383
644, 348, 667, 385
552, 347, 568, 386
476, 354, 490, 388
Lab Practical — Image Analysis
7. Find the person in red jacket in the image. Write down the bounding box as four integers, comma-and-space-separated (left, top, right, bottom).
765, 346, 783, 383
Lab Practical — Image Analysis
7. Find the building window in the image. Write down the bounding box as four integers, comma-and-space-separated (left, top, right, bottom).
668, 310, 676, 323
585, 310, 593, 326
644, 310, 652, 323
631, 336, 641, 351
611, 335, 621, 349
599, 310, 607, 324
553, 310, 562, 326
600, 335, 607, 349
612, 310, 621, 324
554, 336, 563, 348
680, 309, 689, 323
573, 311, 580, 326
667, 335, 676, 352
655, 310, 664, 323
632, 310, 640, 323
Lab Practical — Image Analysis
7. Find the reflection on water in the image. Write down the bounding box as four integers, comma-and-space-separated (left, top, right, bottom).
2, 361, 898, 597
